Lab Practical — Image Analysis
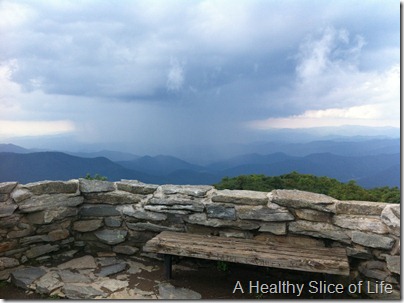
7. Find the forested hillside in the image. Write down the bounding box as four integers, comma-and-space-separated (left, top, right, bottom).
214, 172, 400, 203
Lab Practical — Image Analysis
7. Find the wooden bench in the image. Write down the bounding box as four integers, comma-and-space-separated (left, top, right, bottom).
143, 231, 350, 279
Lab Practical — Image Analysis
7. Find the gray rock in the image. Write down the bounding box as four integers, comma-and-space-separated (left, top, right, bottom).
0, 193, 9, 202
10, 188, 32, 203
35, 271, 63, 294
105, 217, 122, 227
0, 182, 18, 194
212, 189, 268, 205
0, 257, 19, 270
0, 201, 18, 218
26, 207, 78, 224
94, 278, 129, 292
333, 215, 388, 234
268, 190, 337, 213
59, 269, 93, 283
351, 231, 395, 249
126, 222, 183, 232
80, 204, 120, 217
185, 213, 260, 230
0, 241, 17, 253
113, 245, 139, 255
11, 267, 47, 290
160, 184, 213, 197
97, 263, 127, 276
73, 219, 103, 232
79, 178, 115, 193
380, 204, 400, 237
148, 197, 205, 212
206, 204, 236, 220
116, 180, 159, 194
358, 261, 389, 280
143, 205, 192, 214
24, 180, 78, 195
94, 229, 127, 245
346, 245, 372, 260
158, 282, 202, 299
385, 255, 400, 274
335, 200, 386, 215
259, 223, 287, 235
237, 205, 294, 221
47, 229, 70, 241
7, 227, 33, 239
289, 220, 351, 243
17, 194, 83, 213
122, 207, 167, 221
294, 208, 332, 222
57, 255, 97, 270
25, 244, 59, 259
83, 191, 143, 204
63, 283, 106, 299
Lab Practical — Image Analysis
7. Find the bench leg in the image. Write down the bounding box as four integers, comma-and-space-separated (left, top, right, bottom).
164, 254, 172, 279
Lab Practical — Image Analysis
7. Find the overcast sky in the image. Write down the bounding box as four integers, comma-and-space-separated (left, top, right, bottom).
0, 0, 400, 156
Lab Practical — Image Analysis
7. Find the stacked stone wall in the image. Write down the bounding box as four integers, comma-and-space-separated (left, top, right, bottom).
0, 179, 400, 298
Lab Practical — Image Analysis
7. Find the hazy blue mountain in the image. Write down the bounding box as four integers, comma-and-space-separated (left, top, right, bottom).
0, 144, 30, 153
66, 150, 140, 162
0, 152, 153, 184
117, 155, 204, 176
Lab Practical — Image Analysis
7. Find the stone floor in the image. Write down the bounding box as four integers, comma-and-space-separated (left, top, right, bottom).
8, 253, 202, 299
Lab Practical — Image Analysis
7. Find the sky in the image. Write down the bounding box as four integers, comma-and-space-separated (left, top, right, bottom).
0, 0, 400, 157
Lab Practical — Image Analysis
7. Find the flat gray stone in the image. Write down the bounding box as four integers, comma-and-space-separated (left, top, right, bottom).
336, 200, 386, 215
63, 283, 106, 299
212, 189, 268, 205
294, 208, 332, 222
57, 255, 97, 270
185, 213, 260, 230
0, 182, 18, 194
268, 189, 337, 213
17, 194, 83, 213
59, 269, 93, 283
289, 220, 351, 243
351, 231, 395, 249
121, 206, 167, 221
73, 219, 103, 232
79, 179, 115, 193
25, 244, 59, 259
333, 215, 388, 234
24, 180, 78, 195
0, 257, 19, 270
160, 184, 213, 197
83, 191, 143, 204
206, 204, 236, 220
116, 180, 159, 195
385, 255, 400, 274
11, 267, 47, 290
26, 207, 78, 224
80, 204, 120, 217
113, 245, 139, 255
104, 217, 122, 227
158, 282, 202, 299
380, 204, 400, 237
346, 245, 372, 260
237, 205, 294, 221
148, 197, 205, 212
94, 278, 129, 292
35, 271, 63, 294
94, 229, 127, 245
98, 263, 127, 277
259, 222, 287, 235
126, 222, 183, 232
10, 188, 32, 203
0, 201, 18, 218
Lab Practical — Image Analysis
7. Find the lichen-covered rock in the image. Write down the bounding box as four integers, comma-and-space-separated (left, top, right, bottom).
333, 215, 388, 234
94, 229, 127, 245
16, 194, 83, 213
380, 204, 400, 237
25, 244, 59, 259
120, 206, 167, 221
10, 188, 32, 203
268, 190, 337, 213
23, 180, 78, 195
26, 207, 77, 224
83, 191, 143, 204
351, 231, 395, 250
0, 182, 18, 194
116, 180, 159, 195
336, 200, 386, 215
79, 179, 115, 193
206, 204, 236, 220
294, 208, 332, 222
212, 189, 268, 205
0, 200, 18, 218
237, 205, 294, 222
159, 184, 213, 197
184, 213, 260, 230
385, 255, 400, 275
288, 220, 351, 243
258, 223, 287, 235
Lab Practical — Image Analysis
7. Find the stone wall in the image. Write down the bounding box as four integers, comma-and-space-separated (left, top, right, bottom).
0, 179, 400, 298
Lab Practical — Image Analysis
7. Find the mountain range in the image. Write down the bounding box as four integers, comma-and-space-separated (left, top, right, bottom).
0, 138, 400, 189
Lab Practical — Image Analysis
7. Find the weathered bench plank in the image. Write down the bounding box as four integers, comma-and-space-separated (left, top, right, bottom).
143, 231, 350, 277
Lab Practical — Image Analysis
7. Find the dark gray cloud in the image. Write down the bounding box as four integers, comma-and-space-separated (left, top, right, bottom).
0, 0, 399, 156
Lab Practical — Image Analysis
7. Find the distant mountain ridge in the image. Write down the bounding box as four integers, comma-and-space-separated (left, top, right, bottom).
0, 138, 400, 188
